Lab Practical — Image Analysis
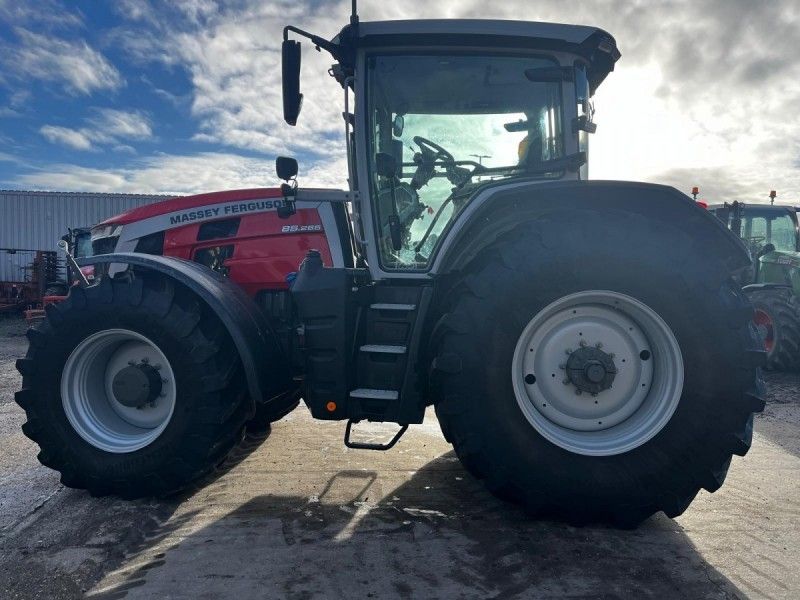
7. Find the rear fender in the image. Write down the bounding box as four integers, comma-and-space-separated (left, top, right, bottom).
78, 253, 292, 409
431, 180, 752, 275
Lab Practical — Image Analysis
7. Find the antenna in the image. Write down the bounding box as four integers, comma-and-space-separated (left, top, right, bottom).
351, 0, 359, 27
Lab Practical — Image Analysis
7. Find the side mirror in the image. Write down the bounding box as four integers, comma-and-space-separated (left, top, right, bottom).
375, 152, 397, 179
392, 115, 404, 137
282, 40, 303, 125
276, 156, 298, 181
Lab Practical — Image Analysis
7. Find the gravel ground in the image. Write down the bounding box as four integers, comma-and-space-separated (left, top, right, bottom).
0, 315, 798, 599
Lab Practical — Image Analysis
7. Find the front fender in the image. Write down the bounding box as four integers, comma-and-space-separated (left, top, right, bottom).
431, 180, 751, 275
78, 253, 291, 408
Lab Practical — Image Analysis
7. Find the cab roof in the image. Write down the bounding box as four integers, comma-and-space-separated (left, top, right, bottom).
333, 19, 620, 93
707, 203, 797, 213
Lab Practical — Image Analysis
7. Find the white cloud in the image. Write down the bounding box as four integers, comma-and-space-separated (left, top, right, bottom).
91, 109, 153, 140
39, 109, 153, 151
39, 125, 94, 151
14, 152, 348, 195
1, 29, 122, 95
0, 0, 84, 30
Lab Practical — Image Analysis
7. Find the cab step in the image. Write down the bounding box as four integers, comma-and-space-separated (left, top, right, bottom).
349, 388, 399, 400
369, 303, 417, 311
344, 419, 408, 450
359, 344, 407, 354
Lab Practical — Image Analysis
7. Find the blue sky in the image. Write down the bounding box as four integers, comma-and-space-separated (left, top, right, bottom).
0, 3, 196, 171
1, 0, 798, 202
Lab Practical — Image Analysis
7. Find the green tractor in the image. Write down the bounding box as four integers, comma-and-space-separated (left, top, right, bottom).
708, 193, 800, 370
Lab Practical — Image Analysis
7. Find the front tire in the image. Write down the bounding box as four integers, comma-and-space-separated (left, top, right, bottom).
15, 276, 251, 498
431, 211, 765, 525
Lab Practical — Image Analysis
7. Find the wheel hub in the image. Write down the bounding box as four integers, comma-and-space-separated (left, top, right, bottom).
566, 346, 617, 394
61, 329, 177, 453
511, 290, 684, 456
112, 363, 163, 408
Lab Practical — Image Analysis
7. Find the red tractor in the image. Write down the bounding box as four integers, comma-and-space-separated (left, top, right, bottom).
16, 7, 764, 526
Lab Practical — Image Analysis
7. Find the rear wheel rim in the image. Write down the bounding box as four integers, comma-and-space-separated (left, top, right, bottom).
61, 329, 177, 453
512, 290, 684, 456
753, 308, 776, 354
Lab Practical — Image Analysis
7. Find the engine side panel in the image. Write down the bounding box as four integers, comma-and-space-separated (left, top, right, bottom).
112, 196, 344, 298
161, 208, 332, 295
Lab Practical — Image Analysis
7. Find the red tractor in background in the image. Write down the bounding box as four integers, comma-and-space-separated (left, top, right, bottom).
16, 6, 764, 526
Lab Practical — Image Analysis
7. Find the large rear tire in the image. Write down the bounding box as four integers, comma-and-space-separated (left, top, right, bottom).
746, 288, 800, 371
431, 211, 765, 526
15, 276, 252, 499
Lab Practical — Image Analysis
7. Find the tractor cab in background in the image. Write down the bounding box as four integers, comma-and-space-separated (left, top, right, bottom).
709, 198, 800, 370
709, 201, 800, 289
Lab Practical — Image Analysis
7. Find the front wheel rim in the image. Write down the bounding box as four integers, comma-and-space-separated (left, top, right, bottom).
61, 329, 177, 453
512, 290, 684, 456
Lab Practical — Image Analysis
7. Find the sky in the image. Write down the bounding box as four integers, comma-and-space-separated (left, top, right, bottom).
0, 0, 798, 203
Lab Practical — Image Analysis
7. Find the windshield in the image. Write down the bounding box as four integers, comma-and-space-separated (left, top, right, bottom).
74, 232, 93, 258
367, 53, 565, 270
743, 211, 799, 253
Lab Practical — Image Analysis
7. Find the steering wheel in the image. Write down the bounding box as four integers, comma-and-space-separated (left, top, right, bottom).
413, 136, 454, 163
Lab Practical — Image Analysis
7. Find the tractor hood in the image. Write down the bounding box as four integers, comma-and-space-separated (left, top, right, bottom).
99, 188, 284, 226
761, 250, 800, 269
332, 19, 620, 94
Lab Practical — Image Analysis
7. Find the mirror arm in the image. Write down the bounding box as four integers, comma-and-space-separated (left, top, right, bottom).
283, 26, 344, 60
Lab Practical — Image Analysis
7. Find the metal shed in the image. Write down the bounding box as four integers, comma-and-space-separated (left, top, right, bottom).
0, 190, 170, 282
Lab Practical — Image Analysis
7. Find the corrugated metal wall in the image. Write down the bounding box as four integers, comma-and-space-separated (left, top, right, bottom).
0, 190, 170, 282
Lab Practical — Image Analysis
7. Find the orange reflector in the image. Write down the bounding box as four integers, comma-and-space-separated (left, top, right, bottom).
326, 401, 337, 412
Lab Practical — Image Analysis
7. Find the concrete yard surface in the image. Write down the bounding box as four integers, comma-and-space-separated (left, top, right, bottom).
1, 317, 798, 599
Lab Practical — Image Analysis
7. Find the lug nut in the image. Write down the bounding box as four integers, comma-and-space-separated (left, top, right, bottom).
559, 363, 566, 370
562, 378, 570, 385
565, 349, 573, 355
579, 339, 588, 348
595, 342, 603, 349
127, 360, 136, 366
141, 357, 149, 364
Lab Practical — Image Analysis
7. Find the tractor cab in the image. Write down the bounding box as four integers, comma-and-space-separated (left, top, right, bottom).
282, 17, 619, 275
709, 202, 800, 289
